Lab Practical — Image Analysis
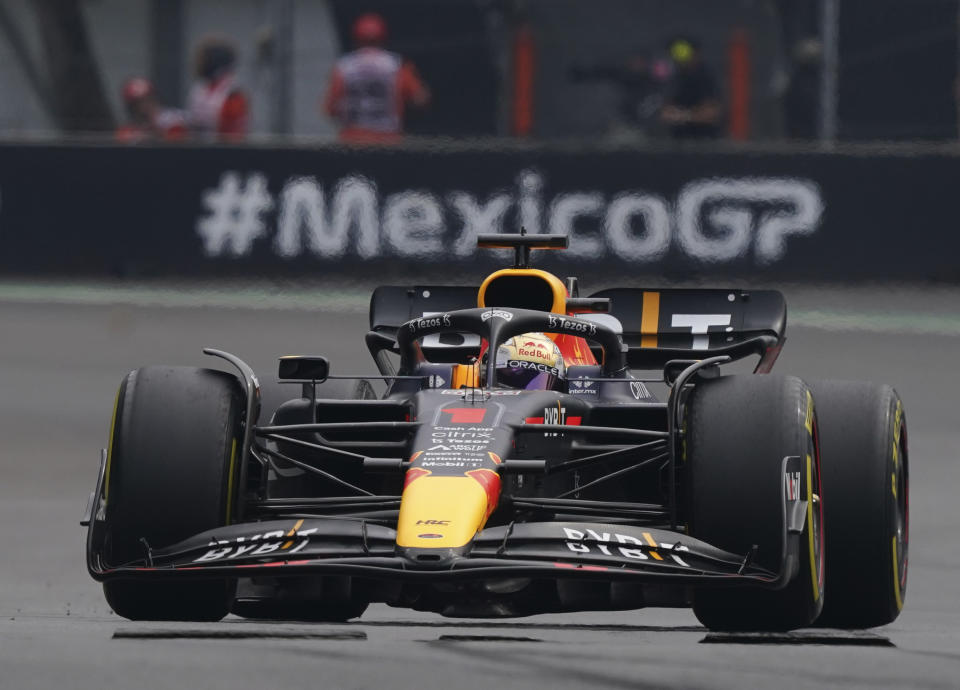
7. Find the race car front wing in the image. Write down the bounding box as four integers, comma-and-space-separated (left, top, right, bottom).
84, 445, 808, 590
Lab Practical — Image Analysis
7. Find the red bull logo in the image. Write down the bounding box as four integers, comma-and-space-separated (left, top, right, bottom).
518, 345, 550, 359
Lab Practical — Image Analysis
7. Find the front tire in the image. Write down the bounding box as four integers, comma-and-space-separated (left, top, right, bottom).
686, 374, 825, 631
102, 366, 243, 621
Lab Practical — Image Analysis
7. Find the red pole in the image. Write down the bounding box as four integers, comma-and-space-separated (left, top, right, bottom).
728, 28, 751, 140
512, 24, 535, 137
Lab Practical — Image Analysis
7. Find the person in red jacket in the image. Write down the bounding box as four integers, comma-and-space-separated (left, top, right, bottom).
324, 13, 430, 142
115, 77, 187, 142
187, 36, 249, 140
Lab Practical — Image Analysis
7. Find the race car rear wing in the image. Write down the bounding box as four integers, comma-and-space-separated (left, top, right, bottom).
590, 288, 786, 372
368, 285, 786, 374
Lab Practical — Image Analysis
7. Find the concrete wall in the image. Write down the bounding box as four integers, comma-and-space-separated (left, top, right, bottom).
0, 0, 786, 139
182, 0, 338, 136
0, 0, 57, 132
0, 0, 341, 137
85, 0, 151, 124
529, 0, 785, 139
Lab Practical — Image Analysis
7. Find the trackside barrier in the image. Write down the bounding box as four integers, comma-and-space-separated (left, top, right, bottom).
0, 141, 955, 280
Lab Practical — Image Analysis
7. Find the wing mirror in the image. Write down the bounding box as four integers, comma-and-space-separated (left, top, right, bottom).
278, 356, 330, 382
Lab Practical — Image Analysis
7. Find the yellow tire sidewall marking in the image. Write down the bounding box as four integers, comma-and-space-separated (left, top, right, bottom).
892, 536, 904, 611
891, 399, 905, 611
806, 451, 820, 602
803, 390, 819, 602
225, 438, 238, 524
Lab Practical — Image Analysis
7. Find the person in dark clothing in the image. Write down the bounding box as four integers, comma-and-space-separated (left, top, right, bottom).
569, 50, 672, 137
660, 37, 723, 139
783, 38, 822, 139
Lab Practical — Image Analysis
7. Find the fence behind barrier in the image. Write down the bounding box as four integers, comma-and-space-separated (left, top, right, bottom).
0, 142, 955, 280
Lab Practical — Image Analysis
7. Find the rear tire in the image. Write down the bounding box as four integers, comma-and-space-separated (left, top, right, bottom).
102, 366, 243, 621
686, 374, 825, 631
807, 380, 908, 628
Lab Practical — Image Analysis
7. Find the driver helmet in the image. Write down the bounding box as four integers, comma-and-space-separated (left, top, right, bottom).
495, 332, 566, 391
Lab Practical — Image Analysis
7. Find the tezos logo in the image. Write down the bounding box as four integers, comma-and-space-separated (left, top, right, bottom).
547, 314, 597, 335
409, 313, 452, 332
481, 309, 514, 322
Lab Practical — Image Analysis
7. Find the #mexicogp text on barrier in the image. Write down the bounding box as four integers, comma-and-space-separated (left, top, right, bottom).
0, 142, 953, 280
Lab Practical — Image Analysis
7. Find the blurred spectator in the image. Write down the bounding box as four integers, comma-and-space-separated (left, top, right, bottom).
784, 38, 822, 139
323, 12, 431, 143
115, 77, 187, 142
660, 37, 723, 139
187, 36, 249, 140
569, 50, 671, 139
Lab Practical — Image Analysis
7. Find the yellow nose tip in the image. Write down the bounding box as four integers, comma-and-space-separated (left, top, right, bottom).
396, 476, 490, 548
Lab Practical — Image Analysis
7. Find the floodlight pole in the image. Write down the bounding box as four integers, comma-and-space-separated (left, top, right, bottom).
819, 0, 840, 143
273, 0, 294, 135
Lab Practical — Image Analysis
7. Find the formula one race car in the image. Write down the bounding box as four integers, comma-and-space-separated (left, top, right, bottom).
83, 233, 909, 631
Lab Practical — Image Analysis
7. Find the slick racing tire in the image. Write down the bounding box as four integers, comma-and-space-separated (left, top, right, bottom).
102, 366, 243, 621
807, 380, 908, 629
686, 374, 825, 631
